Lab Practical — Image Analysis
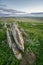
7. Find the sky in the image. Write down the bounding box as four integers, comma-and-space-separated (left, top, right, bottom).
0, 0, 43, 13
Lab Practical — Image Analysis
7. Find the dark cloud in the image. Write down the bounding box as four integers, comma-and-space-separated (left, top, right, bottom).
0, 8, 25, 13
0, 3, 25, 14
0, 7, 25, 17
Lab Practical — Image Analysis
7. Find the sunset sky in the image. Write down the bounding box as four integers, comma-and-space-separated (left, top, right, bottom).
0, 0, 43, 13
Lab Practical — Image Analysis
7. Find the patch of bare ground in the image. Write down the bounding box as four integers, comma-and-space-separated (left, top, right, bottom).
20, 51, 36, 65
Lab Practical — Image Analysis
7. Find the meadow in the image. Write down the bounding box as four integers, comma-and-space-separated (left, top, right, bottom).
0, 17, 43, 65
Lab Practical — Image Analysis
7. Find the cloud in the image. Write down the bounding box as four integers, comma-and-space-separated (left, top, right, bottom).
0, 7, 25, 17
0, 3, 25, 15
0, 8, 25, 14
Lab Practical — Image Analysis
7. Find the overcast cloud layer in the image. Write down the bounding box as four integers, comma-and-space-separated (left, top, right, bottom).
0, 0, 43, 17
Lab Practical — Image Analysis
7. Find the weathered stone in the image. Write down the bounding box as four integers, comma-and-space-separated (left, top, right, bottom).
7, 29, 22, 60
11, 23, 24, 52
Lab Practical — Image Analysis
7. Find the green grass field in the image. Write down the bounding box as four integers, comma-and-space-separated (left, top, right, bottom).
0, 18, 43, 65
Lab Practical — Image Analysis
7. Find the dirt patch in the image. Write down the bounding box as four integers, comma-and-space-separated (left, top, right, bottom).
20, 52, 36, 65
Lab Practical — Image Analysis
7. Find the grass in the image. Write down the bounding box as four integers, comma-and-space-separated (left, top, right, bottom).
18, 22, 43, 65
0, 18, 43, 65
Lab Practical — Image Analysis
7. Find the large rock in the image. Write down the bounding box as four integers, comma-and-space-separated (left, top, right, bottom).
7, 29, 22, 60
11, 23, 24, 52
7, 29, 12, 48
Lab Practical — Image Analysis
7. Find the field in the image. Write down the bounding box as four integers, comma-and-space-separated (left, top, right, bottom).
0, 17, 43, 65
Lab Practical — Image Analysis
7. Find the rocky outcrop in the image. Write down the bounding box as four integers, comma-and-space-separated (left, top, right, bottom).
7, 29, 22, 60
11, 23, 24, 52
7, 23, 24, 60
7, 29, 12, 48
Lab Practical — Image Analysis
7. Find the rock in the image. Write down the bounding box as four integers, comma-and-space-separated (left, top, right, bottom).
7, 29, 22, 60
11, 23, 24, 52
7, 29, 12, 48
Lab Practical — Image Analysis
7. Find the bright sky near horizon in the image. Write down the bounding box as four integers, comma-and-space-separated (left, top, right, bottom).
0, 0, 43, 13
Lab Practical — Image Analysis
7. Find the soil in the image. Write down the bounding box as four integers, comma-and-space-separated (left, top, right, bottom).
20, 52, 36, 65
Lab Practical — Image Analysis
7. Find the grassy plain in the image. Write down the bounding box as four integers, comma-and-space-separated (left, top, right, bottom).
0, 17, 43, 65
